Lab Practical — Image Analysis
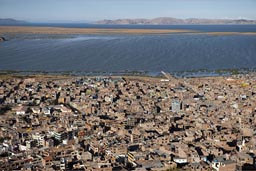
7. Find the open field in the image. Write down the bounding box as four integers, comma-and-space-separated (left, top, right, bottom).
0, 26, 196, 34
0, 73, 72, 81
0, 26, 256, 35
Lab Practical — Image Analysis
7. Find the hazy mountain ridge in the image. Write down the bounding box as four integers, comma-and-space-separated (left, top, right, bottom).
0, 18, 27, 25
96, 17, 256, 25
1, 18, 255, 25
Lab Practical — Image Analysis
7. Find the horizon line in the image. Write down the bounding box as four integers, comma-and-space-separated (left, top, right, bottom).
1, 16, 256, 24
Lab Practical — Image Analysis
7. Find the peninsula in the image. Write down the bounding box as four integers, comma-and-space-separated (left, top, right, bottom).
1, 26, 256, 36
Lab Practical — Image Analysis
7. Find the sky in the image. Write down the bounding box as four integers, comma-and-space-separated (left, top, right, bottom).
0, 0, 256, 23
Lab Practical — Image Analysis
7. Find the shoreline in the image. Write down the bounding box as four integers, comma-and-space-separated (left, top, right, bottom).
0, 68, 255, 80
0, 71, 255, 87
1, 26, 256, 35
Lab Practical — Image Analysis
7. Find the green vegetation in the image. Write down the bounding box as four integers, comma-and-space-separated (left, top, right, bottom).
230, 69, 239, 75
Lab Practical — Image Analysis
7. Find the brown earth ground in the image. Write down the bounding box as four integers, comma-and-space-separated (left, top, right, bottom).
0, 26, 196, 34
0, 26, 256, 35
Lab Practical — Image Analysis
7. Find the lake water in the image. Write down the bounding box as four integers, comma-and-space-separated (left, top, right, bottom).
0, 25, 256, 75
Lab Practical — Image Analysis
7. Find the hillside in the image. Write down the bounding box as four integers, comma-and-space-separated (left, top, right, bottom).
0, 18, 27, 25
96, 17, 256, 25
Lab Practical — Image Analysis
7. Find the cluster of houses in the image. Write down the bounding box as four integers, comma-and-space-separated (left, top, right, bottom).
0, 73, 255, 171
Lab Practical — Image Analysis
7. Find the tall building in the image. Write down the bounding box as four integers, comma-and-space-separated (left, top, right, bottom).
172, 99, 181, 113
54, 128, 67, 142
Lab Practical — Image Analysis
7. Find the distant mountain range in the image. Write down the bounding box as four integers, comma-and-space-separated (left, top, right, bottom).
96, 17, 256, 25
1, 17, 256, 25
0, 18, 27, 25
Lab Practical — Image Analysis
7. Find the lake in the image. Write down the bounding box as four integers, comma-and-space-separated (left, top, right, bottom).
0, 25, 256, 75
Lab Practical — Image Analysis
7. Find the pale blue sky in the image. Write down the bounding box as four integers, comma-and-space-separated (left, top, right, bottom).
0, 0, 256, 22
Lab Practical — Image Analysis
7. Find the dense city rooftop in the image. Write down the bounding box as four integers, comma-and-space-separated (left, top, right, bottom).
0, 73, 255, 171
